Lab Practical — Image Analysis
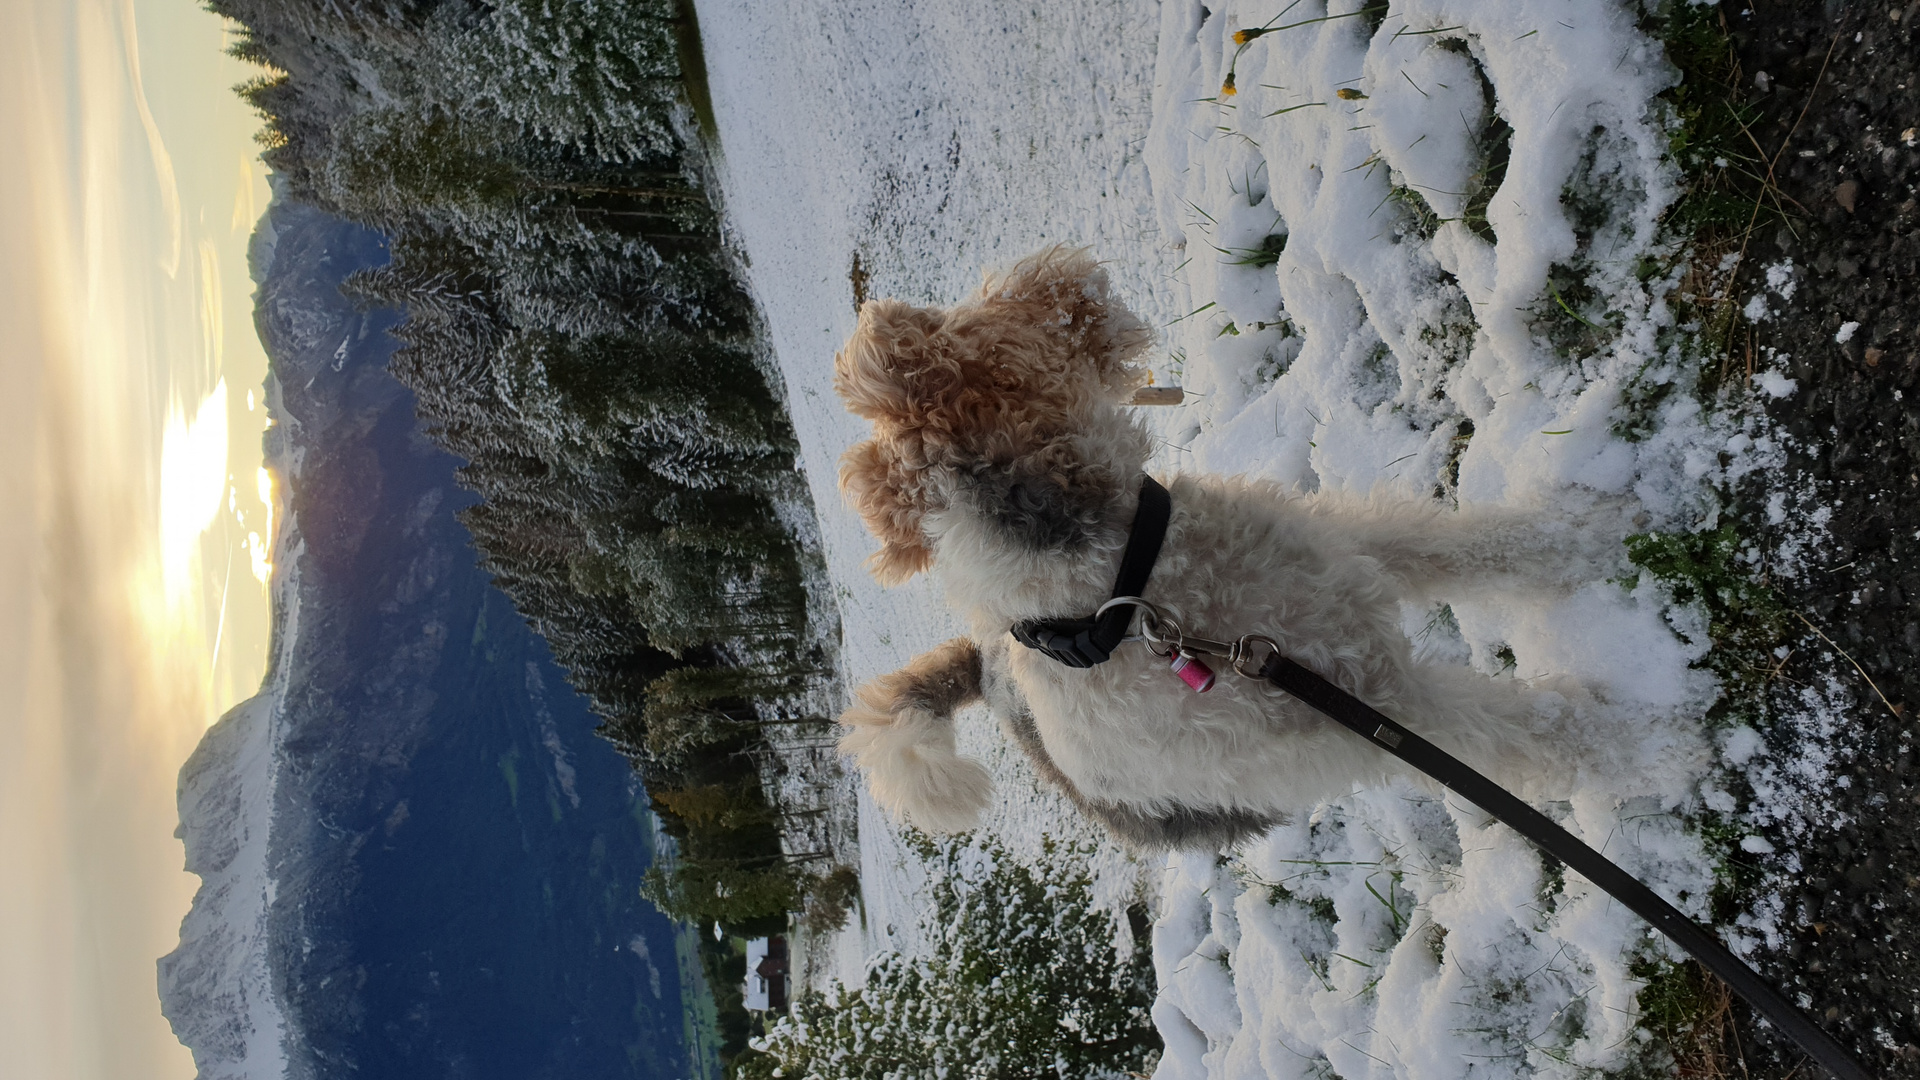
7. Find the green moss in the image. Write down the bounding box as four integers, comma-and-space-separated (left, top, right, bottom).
1624, 525, 1788, 907
1308, 895, 1337, 925
1386, 184, 1441, 241
1625, 526, 1788, 678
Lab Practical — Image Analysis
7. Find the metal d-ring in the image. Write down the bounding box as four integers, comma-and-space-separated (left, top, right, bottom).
1096, 596, 1180, 655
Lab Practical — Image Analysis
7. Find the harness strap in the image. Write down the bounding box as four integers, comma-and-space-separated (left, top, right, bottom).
1257, 653, 1875, 1080
1010, 476, 1171, 668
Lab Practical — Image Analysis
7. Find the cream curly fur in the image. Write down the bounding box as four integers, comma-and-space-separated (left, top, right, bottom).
834, 246, 1703, 849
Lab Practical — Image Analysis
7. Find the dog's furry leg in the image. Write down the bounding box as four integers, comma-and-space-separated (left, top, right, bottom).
1391, 662, 1707, 805
840, 638, 994, 833
1299, 494, 1637, 596
998, 700, 1278, 852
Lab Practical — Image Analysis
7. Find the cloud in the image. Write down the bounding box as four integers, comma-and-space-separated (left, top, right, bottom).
119, 0, 182, 278
0, 1, 273, 1077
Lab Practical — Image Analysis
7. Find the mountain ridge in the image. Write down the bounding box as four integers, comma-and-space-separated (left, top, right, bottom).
161, 198, 698, 1080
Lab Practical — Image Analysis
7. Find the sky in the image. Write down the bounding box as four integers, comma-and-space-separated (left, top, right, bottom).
0, 0, 275, 1076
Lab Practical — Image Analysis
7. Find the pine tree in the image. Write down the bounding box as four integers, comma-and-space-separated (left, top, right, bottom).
639, 856, 808, 927
653, 783, 777, 832
492, 327, 792, 487
441, 0, 685, 161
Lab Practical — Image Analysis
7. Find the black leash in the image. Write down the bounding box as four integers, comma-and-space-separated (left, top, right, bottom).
1011, 477, 1876, 1080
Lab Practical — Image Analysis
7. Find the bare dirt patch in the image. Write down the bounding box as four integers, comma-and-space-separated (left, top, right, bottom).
1716, 4, 1920, 1075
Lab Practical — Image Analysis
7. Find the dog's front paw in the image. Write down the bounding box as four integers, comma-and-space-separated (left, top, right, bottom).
839, 706, 992, 834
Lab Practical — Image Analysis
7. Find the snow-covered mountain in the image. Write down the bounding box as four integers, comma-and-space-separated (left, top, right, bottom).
160, 673, 295, 1079
160, 199, 695, 1080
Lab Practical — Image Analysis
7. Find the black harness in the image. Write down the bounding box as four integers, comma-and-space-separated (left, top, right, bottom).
1011, 476, 1171, 667
1010, 477, 1874, 1080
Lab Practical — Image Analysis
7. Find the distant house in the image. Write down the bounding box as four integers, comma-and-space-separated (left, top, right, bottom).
742, 935, 790, 1012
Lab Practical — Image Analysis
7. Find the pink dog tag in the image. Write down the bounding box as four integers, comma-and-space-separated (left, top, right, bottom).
1169, 652, 1215, 692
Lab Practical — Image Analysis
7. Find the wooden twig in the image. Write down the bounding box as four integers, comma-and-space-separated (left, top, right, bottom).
1129, 386, 1186, 406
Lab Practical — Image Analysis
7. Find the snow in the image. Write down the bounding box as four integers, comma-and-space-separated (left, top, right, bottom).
158, 557, 299, 1080
696, 0, 1789, 1074
1754, 367, 1797, 398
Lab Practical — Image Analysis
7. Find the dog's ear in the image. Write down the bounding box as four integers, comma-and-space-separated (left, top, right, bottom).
976, 246, 1151, 388
835, 299, 946, 423
839, 436, 935, 585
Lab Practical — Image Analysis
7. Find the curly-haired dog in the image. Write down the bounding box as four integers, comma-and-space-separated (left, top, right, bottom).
834, 247, 1701, 851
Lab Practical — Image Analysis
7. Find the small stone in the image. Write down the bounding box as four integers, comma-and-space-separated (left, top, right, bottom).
1836, 179, 1861, 213
1754, 70, 1772, 93
1866, 347, 1885, 367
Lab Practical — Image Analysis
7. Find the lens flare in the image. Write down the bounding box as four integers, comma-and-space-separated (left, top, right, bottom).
247, 466, 274, 583
158, 379, 229, 596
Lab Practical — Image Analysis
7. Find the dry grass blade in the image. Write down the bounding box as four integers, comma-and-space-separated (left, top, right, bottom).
1675, 972, 1737, 1080
1793, 610, 1903, 721
1721, 34, 1840, 307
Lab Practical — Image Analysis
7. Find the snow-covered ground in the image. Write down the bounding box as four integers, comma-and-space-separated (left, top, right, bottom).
697, 0, 1796, 1074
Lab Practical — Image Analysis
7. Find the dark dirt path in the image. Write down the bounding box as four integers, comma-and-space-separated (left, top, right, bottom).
1718, 3, 1920, 1075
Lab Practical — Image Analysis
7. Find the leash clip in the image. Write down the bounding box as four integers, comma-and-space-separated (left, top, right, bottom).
1097, 597, 1279, 678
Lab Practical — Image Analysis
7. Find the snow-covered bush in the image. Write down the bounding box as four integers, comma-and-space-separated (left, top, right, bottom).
736, 838, 1159, 1080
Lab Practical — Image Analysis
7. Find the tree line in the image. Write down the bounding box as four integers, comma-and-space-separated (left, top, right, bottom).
214, 1, 841, 1033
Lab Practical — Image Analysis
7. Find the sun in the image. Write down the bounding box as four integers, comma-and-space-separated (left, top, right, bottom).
158, 378, 229, 599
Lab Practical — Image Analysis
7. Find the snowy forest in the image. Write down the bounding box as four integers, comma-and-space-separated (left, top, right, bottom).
211, 0, 838, 1054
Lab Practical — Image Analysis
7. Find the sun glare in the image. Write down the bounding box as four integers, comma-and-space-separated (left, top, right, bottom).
247, 465, 274, 584
158, 379, 229, 597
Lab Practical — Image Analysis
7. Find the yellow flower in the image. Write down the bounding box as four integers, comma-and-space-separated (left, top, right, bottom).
1336, 87, 1368, 100
1233, 28, 1269, 44
1221, 72, 1238, 97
